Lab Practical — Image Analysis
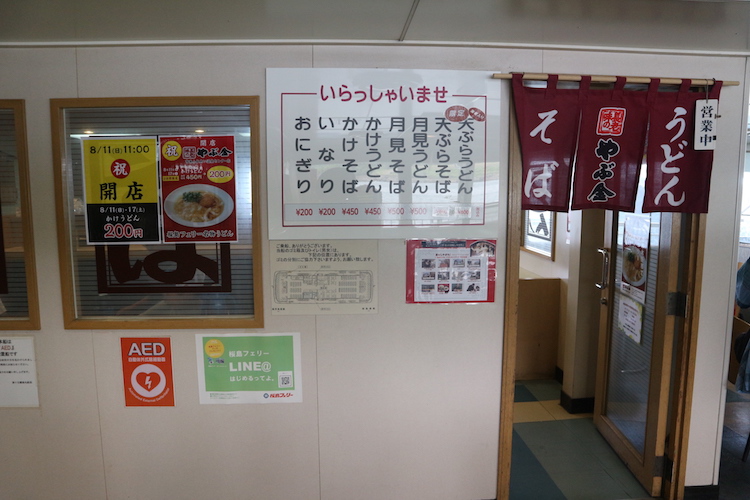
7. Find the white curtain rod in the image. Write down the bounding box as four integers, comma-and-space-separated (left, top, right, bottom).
492, 72, 739, 86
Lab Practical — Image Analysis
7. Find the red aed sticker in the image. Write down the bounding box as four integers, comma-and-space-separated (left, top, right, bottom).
596, 107, 626, 136
121, 337, 175, 407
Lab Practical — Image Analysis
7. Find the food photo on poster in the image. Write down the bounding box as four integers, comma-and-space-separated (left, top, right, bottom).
160, 136, 238, 243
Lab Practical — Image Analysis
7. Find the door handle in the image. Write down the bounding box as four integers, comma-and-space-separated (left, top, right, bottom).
596, 248, 610, 290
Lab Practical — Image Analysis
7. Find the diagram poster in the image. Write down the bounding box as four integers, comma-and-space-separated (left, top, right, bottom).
160, 136, 238, 243
196, 333, 302, 404
270, 240, 378, 315
82, 137, 160, 244
120, 337, 175, 407
0, 336, 39, 407
267, 68, 502, 240
406, 239, 496, 303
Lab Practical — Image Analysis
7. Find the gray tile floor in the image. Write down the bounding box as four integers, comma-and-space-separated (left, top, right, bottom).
511, 380, 649, 500
512, 379, 750, 499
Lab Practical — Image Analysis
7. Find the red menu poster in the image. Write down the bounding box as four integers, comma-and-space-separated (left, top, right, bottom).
160, 136, 238, 243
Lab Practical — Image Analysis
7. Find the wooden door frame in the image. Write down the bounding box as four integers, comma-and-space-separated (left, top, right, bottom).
496, 103, 702, 500
496, 105, 522, 500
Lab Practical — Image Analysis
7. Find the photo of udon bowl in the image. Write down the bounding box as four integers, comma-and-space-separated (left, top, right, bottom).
623, 245, 647, 287
164, 184, 234, 227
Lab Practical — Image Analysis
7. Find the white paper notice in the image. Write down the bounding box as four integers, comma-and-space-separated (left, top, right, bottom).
617, 295, 643, 344
270, 240, 378, 315
0, 336, 39, 407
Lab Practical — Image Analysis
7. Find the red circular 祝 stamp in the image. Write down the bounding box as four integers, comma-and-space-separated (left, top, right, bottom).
110, 159, 130, 178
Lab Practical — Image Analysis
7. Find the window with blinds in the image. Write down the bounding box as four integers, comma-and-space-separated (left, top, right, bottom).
51, 97, 263, 329
0, 101, 40, 329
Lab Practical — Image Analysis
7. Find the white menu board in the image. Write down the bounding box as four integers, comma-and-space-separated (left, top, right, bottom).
267, 68, 502, 239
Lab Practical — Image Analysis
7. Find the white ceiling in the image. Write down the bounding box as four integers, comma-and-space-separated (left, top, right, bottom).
2, 0, 750, 53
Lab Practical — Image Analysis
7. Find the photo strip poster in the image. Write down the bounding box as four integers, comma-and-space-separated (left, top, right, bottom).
406, 239, 496, 303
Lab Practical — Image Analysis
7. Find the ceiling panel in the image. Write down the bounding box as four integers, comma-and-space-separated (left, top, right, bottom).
1, 0, 750, 53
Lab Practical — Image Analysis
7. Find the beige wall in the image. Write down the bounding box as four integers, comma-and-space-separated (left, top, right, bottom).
0, 43, 746, 497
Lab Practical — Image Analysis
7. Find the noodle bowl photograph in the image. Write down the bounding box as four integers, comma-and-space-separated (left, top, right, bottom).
164, 184, 234, 227
623, 245, 647, 287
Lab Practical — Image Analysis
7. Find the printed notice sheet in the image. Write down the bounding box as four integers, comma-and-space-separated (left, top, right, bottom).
0, 336, 39, 407
270, 240, 378, 315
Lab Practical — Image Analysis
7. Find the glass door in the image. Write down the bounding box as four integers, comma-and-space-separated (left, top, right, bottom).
594, 209, 684, 497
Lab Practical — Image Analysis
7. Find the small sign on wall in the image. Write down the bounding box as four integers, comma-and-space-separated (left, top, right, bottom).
121, 337, 175, 407
0, 336, 39, 407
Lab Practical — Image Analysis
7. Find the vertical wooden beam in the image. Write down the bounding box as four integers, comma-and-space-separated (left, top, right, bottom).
497, 98, 522, 500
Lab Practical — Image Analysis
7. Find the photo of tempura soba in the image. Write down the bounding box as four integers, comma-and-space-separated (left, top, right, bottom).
623, 246, 647, 286
165, 184, 233, 227
174, 190, 224, 222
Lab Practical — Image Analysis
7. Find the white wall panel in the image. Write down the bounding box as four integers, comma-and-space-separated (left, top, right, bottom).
0, 42, 744, 498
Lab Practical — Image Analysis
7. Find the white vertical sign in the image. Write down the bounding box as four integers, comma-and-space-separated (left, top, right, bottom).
0, 336, 40, 407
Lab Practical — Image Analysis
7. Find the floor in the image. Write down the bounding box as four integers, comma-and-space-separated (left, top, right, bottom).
718, 383, 750, 499
510, 379, 750, 500
510, 379, 650, 500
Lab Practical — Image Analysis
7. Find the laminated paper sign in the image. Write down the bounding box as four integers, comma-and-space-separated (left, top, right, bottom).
196, 333, 302, 404
406, 239, 497, 304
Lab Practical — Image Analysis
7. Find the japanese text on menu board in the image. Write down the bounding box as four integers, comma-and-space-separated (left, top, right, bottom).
82, 136, 238, 245
278, 72, 490, 229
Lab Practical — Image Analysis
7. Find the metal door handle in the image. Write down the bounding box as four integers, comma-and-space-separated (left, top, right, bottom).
596, 248, 610, 290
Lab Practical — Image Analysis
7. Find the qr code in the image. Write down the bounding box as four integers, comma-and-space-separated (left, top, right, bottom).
278, 371, 294, 388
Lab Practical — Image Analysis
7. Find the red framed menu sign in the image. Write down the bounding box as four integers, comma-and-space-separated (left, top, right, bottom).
160, 136, 238, 243
406, 239, 496, 304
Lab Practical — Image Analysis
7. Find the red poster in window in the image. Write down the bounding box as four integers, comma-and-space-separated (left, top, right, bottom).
571, 77, 655, 211
643, 79, 722, 213
121, 337, 174, 407
512, 74, 582, 212
160, 136, 238, 243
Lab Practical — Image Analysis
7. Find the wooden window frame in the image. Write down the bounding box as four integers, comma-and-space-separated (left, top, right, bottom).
51, 96, 263, 329
521, 209, 556, 261
0, 100, 40, 330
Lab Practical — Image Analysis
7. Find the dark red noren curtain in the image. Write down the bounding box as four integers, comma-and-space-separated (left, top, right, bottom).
571, 77, 656, 211
643, 79, 723, 213
512, 73, 583, 212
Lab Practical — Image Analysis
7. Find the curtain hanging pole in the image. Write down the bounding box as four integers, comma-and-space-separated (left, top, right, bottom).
492, 72, 739, 86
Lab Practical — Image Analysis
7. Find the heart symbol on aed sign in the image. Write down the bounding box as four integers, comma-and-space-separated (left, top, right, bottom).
131, 364, 167, 398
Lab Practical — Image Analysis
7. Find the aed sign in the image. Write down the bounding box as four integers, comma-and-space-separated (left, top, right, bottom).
120, 337, 175, 407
